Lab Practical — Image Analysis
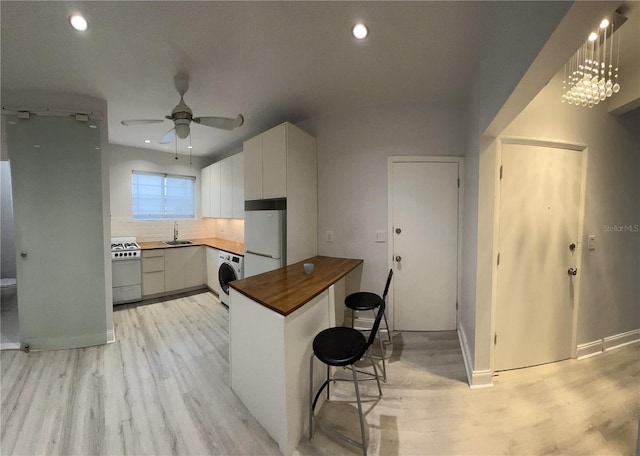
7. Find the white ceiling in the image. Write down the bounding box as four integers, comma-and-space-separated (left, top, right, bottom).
1, 1, 636, 159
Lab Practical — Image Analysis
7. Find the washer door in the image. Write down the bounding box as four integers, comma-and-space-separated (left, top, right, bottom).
218, 262, 238, 295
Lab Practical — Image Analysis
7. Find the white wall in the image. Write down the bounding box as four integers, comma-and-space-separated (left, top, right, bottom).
299, 103, 466, 296
501, 72, 640, 346
108, 144, 217, 241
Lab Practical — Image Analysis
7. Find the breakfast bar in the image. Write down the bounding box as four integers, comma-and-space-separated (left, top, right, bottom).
228, 255, 363, 456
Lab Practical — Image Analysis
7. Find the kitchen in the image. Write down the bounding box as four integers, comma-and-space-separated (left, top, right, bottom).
1, 1, 639, 455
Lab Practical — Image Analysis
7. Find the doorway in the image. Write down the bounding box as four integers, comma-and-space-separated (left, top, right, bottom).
494, 141, 584, 371
388, 157, 462, 331
1, 161, 19, 349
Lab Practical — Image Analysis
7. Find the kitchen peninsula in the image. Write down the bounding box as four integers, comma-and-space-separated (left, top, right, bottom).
229, 256, 363, 456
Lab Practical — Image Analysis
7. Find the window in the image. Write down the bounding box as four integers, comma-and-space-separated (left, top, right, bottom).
132, 171, 196, 220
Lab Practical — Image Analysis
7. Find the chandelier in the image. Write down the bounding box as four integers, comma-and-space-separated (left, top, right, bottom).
561, 14, 625, 108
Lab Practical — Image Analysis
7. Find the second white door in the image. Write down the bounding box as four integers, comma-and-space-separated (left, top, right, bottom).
391, 160, 459, 331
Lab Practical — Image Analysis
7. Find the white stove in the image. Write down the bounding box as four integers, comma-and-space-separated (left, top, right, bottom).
111, 237, 142, 304
111, 237, 141, 260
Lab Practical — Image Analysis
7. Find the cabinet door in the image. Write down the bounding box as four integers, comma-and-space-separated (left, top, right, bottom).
206, 247, 220, 295
142, 271, 165, 296
184, 246, 205, 288
210, 162, 222, 218
164, 248, 187, 292
201, 165, 211, 218
220, 157, 233, 218
243, 135, 262, 200
262, 124, 287, 198
232, 152, 244, 219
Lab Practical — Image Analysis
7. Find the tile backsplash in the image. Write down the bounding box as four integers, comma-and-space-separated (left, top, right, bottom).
111, 217, 244, 243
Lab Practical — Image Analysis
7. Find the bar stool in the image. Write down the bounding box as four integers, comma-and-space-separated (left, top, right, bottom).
309, 301, 386, 456
345, 269, 393, 381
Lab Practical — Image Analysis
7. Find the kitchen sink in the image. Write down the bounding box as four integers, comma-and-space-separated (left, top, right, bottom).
164, 240, 193, 246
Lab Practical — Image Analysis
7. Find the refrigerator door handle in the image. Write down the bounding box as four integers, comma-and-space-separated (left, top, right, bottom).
246, 250, 278, 259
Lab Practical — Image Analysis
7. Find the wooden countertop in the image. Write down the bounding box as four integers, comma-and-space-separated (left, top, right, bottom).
138, 237, 244, 256
229, 255, 363, 316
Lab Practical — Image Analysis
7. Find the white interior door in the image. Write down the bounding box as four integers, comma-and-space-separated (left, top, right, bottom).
391, 161, 459, 331
495, 143, 581, 371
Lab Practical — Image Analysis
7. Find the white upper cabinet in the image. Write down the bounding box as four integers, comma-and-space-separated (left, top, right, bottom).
261, 124, 287, 199
243, 122, 314, 202
201, 165, 211, 218
201, 152, 245, 219
243, 135, 262, 201
220, 158, 233, 218
232, 152, 245, 218
210, 161, 222, 218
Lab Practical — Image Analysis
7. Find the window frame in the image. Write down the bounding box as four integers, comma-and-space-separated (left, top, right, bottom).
131, 170, 196, 220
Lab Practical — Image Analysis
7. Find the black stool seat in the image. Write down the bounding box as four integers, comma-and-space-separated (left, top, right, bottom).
313, 327, 367, 366
345, 292, 381, 311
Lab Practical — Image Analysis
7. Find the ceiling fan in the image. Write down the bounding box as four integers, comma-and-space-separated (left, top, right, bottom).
121, 73, 244, 144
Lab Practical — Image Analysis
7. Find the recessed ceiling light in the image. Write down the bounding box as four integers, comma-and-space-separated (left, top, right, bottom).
144, 139, 151, 144
588, 32, 598, 41
69, 14, 88, 32
352, 23, 368, 40
187, 145, 193, 149
600, 19, 609, 29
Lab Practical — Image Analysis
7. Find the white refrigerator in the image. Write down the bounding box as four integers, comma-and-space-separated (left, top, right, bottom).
244, 210, 286, 277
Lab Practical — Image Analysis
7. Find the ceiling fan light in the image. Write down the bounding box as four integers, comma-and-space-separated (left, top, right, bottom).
175, 123, 190, 139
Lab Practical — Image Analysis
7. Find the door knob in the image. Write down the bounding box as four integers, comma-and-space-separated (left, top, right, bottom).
395, 256, 401, 262
395, 228, 401, 234
568, 267, 577, 276
569, 243, 576, 251
20, 251, 27, 258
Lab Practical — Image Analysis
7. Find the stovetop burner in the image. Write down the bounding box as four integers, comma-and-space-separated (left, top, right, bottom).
110, 241, 140, 251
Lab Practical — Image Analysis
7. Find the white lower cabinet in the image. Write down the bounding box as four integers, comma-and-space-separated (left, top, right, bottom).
142, 250, 165, 296
164, 246, 206, 293
205, 247, 220, 295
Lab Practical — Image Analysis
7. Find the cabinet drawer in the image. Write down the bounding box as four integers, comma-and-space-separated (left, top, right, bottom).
142, 256, 165, 273
142, 249, 165, 258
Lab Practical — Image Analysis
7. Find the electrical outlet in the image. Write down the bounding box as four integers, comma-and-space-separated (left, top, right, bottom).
326, 231, 334, 242
375, 231, 386, 243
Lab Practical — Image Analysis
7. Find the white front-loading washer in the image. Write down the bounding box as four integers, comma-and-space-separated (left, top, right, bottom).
218, 251, 244, 306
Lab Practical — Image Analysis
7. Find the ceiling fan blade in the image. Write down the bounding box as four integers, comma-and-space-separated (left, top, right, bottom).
192, 114, 244, 131
121, 119, 165, 126
159, 128, 176, 144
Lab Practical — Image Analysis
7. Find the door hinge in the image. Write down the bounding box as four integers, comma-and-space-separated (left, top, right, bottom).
457, 178, 460, 188
497, 253, 500, 266
456, 301, 458, 310
494, 333, 497, 345
499, 165, 503, 180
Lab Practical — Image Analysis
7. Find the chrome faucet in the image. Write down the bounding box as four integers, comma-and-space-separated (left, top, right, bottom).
173, 221, 178, 241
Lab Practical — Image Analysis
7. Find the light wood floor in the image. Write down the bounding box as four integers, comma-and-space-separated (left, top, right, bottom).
1, 290, 638, 455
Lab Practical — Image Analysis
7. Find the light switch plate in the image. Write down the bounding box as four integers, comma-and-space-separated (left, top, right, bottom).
588, 235, 596, 250
375, 231, 386, 243
326, 231, 334, 242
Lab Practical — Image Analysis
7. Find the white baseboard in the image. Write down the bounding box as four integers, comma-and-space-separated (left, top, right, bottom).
107, 327, 115, 344
457, 324, 494, 389
577, 329, 640, 360
604, 329, 640, 351
576, 339, 603, 359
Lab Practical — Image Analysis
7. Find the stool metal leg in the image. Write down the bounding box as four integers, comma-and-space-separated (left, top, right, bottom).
309, 354, 314, 441
351, 364, 367, 456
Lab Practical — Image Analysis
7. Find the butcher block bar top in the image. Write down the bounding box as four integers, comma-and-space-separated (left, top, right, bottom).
229, 255, 363, 316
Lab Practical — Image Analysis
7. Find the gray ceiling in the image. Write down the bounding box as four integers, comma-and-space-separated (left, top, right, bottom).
1, 1, 635, 159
